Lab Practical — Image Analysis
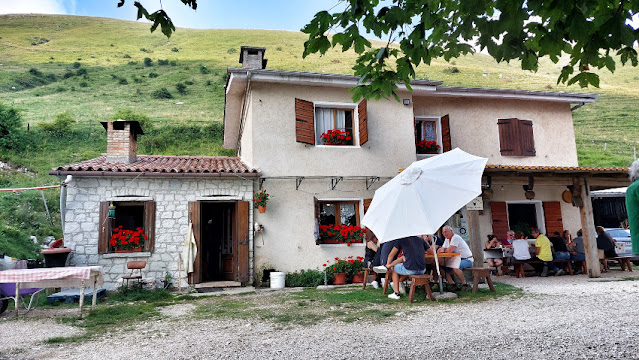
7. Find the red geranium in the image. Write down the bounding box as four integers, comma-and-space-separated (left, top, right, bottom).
416, 140, 440, 154
319, 224, 365, 244
109, 226, 147, 251
320, 129, 352, 145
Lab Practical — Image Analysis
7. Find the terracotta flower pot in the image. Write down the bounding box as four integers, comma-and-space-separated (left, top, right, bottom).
351, 273, 364, 283
115, 247, 142, 253
333, 272, 347, 285
258, 205, 267, 213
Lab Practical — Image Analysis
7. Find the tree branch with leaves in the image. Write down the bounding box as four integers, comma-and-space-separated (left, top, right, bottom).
117, 0, 197, 38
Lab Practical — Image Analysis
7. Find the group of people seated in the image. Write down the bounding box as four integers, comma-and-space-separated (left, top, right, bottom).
364, 225, 473, 300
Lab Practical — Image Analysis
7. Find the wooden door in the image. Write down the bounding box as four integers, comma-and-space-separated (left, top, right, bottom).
188, 201, 201, 284
236, 201, 250, 282
222, 204, 234, 280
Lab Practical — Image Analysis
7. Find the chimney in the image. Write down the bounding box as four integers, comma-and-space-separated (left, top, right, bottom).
100, 120, 144, 163
239, 46, 267, 69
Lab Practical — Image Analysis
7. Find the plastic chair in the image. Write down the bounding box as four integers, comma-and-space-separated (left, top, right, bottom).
122, 260, 146, 291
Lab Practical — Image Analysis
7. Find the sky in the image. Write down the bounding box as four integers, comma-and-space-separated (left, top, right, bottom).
0, 0, 343, 32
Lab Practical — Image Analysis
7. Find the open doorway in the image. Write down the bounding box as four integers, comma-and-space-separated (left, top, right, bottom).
508, 203, 539, 237
200, 202, 235, 282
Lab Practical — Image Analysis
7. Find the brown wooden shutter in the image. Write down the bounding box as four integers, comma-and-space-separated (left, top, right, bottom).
236, 201, 250, 282
295, 98, 315, 145
441, 114, 451, 152
497, 118, 520, 156
143, 201, 156, 252
188, 201, 201, 284
490, 201, 509, 240
314, 197, 321, 245
543, 201, 564, 236
98, 201, 110, 254
519, 120, 536, 156
363, 198, 372, 213
358, 99, 368, 145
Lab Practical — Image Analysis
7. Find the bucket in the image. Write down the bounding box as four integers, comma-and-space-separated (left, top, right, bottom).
270, 272, 286, 289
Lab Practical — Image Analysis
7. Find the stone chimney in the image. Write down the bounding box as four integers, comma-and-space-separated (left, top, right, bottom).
100, 120, 144, 163
239, 46, 267, 69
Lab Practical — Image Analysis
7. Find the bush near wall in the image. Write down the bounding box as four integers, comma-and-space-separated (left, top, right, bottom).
285, 269, 325, 287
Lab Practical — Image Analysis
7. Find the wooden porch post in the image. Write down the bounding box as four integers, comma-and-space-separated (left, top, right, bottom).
466, 209, 483, 267
578, 178, 601, 278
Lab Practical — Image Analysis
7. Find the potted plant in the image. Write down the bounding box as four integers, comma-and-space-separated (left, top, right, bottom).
323, 257, 349, 285
253, 190, 270, 213
416, 140, 441, 154
320, 129, 352, 145
110, 226, 147, 253
318, 224, 365, 245
347, 256, 365, 283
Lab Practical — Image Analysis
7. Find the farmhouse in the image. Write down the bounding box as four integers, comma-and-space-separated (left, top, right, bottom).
51, 46, 630, 289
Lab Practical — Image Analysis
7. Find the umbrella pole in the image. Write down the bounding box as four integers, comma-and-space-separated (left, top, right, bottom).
433, 246, 444, 294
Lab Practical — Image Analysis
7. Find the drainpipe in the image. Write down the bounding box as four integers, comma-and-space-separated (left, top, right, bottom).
236, 70, 253, 154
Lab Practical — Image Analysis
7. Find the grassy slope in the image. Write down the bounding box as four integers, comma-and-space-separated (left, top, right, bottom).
0, 14, 638, 257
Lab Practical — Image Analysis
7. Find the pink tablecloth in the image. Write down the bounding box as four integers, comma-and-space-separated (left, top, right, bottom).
0, 266, 103, 286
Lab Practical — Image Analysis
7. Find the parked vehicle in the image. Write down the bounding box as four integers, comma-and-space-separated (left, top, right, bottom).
604, 228, 637, 263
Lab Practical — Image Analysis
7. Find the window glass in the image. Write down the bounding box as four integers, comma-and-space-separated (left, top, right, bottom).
340, 203, 357, 226
319, 203, 336, 226
418, 120, 437, 142
315, 107, 355, 145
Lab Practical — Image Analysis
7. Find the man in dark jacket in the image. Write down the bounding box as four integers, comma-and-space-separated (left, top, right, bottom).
596, 226, 618, 271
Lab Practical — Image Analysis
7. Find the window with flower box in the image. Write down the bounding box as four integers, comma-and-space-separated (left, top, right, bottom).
414, 115, 451, 154
295, 98, 368, 146
315, 199, 365, 244
98, 200, 155, 254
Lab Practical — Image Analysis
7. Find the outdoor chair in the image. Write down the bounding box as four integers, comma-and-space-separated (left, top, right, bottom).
122, 260, 146, 291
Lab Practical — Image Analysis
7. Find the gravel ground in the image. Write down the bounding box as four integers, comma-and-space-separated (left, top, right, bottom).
2, 271, 639, 360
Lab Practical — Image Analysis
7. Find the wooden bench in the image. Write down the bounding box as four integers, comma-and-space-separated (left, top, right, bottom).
379, 269, 435, 302
512, 259, 586, 278
604, 256, 633, 272
466, 267, 495, 294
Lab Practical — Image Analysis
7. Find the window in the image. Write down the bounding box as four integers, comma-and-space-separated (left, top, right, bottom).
98, 200, 155, 253
415, 116, 449, 154
315, 107, 355, 145
319, 201, 360, 227
315, 199, 363, 244
497, 118, 536, 156
416, 119, 437, 143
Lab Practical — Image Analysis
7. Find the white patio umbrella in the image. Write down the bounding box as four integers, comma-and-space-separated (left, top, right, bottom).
362, 148, 488, 243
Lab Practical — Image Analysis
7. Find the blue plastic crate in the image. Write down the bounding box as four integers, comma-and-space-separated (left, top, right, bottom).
47, 288, 107, 304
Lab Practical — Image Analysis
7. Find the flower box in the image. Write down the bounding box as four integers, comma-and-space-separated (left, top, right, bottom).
115, 247, 143, 253
318, 224, 365, 244
320, 129, 352, 145
416, 140, 440, 154
110, 226, 147, 252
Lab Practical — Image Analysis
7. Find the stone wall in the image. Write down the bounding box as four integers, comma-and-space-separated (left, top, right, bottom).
63, 176, 254, 290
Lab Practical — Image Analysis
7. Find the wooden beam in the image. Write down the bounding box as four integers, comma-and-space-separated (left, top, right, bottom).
578, 178, 601, 278
466, 209, 483, 267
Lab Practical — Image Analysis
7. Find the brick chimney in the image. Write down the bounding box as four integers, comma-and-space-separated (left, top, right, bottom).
239, 46, 267, 69
100, 120, 144, 163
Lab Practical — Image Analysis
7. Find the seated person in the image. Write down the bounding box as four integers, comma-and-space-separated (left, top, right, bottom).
363, 229, 381, 288
502, 230, 515, 247
385, 236, 426, 300
549, 231, 571, 261
596, 226, 618, 272
512, 231, 531, 261
569, 229, 586, 274
440, 225, 472, 292
484, 234, 503, 270
531, 228, 564, 277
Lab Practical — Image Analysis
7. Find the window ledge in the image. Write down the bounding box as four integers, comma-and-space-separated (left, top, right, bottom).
416, 153, 440, 159
102, 252, 152, 259
315, 145, 361, 149
319, 243, 365, 247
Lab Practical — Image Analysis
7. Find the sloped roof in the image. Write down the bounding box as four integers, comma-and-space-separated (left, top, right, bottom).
49, 155, 260, 177
485, 164, 628, 173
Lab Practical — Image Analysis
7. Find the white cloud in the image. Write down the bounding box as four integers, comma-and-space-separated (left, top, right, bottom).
0, 0, 67, 15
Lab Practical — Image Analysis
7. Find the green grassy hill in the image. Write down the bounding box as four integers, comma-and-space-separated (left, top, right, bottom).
0, 14, 638, 258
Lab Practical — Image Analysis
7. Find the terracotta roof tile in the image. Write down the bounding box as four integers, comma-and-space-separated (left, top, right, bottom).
485, 164, 628, 173
50, 155, 259, 176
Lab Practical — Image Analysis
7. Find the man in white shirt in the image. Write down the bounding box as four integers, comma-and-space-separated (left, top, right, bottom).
440, 225, 473, 292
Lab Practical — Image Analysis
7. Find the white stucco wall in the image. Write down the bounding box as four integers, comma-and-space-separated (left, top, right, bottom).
413, 96, 579, 167
63, 176, 254, 290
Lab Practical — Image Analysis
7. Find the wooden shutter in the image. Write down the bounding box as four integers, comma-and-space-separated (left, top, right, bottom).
358, 99, 368, 145
143, 201, 156, 252
519, 120, 536, 156
295, 98, 315, 145
236, 201, 250, 282
441, 114, 451, 152
363, 198, 372, 213
188, 201, 201, 284
98, 201, 110, 254
543, 201, 564, 236
490, 201, 509, 240
314, 197, 321, 245
497, 118, 519, 156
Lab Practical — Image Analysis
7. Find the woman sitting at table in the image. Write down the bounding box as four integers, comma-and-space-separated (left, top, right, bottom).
512, 231, 532, 261
484, 234, 503, 269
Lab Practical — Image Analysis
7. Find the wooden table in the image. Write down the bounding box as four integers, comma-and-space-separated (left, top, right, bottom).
0, 266, 103, 317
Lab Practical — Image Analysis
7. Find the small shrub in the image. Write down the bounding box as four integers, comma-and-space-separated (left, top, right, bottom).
152, 88, 173, 99
140, 48, 151, 53
169, 60, 177, 66
133, 76, 143, 83
76, 68, 87, 76
80, 81, 88, 87
72, 62, 81, 68
0, 103, 25, 150
200, 65, 210, 74
443, 66, 460, 74
119, 78, 128, 85
206, 80, 212, 86
158, 59, 169, 66
285, 269, 324, 287
45, 74, 57, 82
184, 80, 194, 85
171, 47, 179, 52
176, 83, 187, 94
112, 109, 153, 131
227, 48, 237, 54
28, 68, 42, 77
143, 57, 153, 67
38, 112, 75, 137
128, 61, 138, 65
55, 86, 66, 92
63, 71, 75, 79
111, 74, 119, 79
276, 46, 283, 51
123, 54, 131, 59
149, 72, 159, 78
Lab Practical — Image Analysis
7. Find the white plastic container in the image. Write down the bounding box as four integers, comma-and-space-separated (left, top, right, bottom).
270, 272, 286, 289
